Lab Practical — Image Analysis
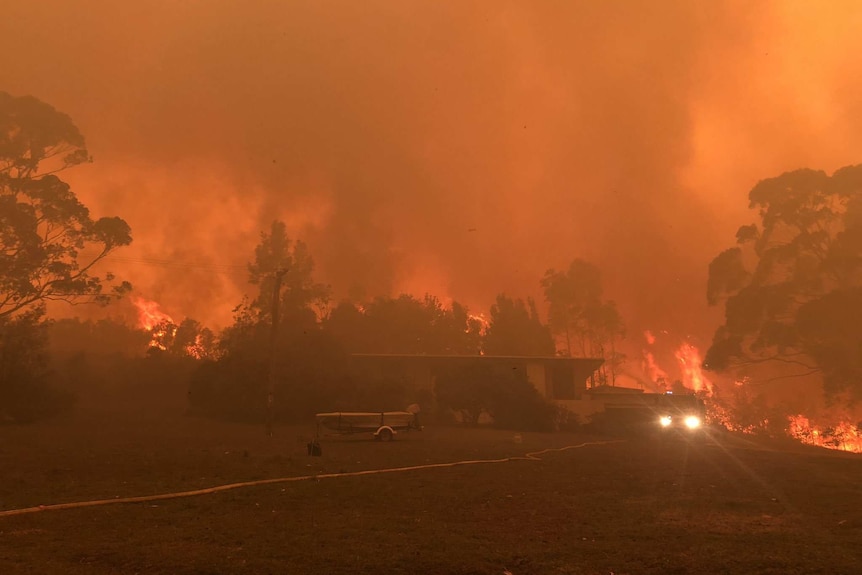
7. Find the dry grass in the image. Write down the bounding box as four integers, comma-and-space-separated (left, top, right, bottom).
1, 399, 861, 574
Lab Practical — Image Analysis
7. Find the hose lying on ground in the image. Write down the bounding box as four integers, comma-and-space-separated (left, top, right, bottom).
0, 440, 621, 518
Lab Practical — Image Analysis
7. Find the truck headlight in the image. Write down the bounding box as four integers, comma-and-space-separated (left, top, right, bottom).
684, 415, 702, 429
659, 415, 672, 427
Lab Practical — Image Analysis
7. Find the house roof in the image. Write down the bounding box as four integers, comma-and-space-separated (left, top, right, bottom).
349, 353, 604, 381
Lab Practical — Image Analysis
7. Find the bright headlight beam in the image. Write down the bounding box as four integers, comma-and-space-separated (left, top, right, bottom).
659, 416, 672, 427
684, 415, 701, 429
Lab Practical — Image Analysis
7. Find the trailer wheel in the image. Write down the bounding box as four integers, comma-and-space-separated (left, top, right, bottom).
377, 428, 394, 442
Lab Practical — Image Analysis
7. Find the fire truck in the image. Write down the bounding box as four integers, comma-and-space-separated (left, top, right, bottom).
579, 387, 707, 433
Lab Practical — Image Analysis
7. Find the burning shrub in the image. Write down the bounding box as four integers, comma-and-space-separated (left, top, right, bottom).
787, 414, 862, 452
704, 383, 790, 435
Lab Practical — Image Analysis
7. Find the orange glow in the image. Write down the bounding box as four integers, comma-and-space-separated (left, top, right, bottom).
787, 414, 862, 453
7, 2, 862, 443
675, 342, 713, 395
644, 330, 656, 346
133, 297, 174, 331
704, 395, 765, 435
641, 331, 668, 390
184, 334, 206, 360
132, 297, 176, 350
468, 313, 490, 335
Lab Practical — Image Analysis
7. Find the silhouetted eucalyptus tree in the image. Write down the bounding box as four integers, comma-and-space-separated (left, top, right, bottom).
0, 93, 130, 420
483, 294, 555, 356
541, 259, 625, 384
705, 165, 862, 400
247, 220, 330, 328
0, 92, 132, 319
326, 294, 482, 355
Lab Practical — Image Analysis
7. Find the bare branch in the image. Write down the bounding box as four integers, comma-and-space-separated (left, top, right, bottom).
745, 369, 822, 386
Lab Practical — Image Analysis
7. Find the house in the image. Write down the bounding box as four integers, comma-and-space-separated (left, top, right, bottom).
346, 354, 703, 427
348, 353, 604, 406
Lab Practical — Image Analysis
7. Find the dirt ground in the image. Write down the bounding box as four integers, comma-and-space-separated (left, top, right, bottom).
1, 402, 861, 575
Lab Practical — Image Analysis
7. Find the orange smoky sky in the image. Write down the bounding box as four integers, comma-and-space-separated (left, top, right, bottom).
3, 1, 862, 368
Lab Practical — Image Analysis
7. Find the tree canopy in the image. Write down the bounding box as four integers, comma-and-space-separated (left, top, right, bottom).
483, 294, 555, 356
705, 164, 862, 400
247, 220, 330, 326
219, 220, 331, 356
325, 295, 483, 355
541, 259, 625, 383
0, 92, 132, 318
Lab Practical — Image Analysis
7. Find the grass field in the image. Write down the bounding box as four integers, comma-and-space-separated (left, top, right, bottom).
2, 395, 861, 575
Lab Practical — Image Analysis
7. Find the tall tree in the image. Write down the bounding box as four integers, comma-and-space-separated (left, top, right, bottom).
584, 300, 626, 385
198, 225, 343, 424
705, 165, 862, 400
1, 93, 130, 420
0, 92, 132, 319
246, 220, 330, 330
483, 294, 555, 356
541, 259, 603, 355
541, 259, 625, 381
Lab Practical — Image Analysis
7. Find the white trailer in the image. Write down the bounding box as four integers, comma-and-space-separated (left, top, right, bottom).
315, 410, 422, 441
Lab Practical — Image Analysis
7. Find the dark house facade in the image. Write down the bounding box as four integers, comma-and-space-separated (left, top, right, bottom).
348, 353, 604, 404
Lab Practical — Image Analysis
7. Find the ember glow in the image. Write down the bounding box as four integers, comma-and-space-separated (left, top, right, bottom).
698, 366, 862, 453
184, 334, 208, 361
468, 313, 490, 335
788, 415, 862, 453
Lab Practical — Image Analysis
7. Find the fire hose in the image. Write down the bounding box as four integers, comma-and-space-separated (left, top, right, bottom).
0, 440, 621, 518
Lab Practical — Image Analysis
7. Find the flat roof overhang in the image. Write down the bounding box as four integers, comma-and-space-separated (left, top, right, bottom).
349, 353, 604, 382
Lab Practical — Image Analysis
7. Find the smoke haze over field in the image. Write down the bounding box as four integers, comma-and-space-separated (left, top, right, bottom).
3, 1, 862, 376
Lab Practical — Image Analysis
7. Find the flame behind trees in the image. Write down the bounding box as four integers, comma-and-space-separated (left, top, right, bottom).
132, 297, 216, 359
705, 165, 862, 401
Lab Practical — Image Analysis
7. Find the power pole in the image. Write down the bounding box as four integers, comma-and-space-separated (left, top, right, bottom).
266, 268, 287, 437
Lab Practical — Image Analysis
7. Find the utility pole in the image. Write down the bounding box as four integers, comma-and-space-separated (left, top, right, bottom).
266, 268, 287, 438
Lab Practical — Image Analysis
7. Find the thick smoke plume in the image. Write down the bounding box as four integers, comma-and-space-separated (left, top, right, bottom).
3, 1, 862, 382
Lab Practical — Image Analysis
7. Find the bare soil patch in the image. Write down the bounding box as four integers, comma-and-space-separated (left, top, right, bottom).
2, 405, 861, 574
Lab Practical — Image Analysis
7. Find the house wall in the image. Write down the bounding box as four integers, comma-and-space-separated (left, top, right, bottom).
525, 361, 547, 398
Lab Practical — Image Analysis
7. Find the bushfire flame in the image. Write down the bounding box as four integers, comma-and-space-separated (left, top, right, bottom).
675, 342, 713, 395
641, 330, 669, 391
468, 313, 490, 335
641, 336, 860, 454
788, 415, 862, 453
133, 297, 174, 331
132, 297, 175, 350
184, 333, 209, 360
